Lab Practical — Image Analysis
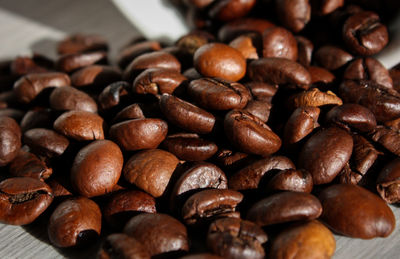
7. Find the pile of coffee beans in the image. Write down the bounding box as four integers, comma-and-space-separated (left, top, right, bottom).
1, 0, 400, 258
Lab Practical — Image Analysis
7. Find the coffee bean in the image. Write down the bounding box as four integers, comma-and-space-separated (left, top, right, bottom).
208, 0, 256, 22
218, 18, 275, 42
133, 68, 187, 95
310, 0, 344, 15
314, 45, 353, 70
117, 40, 162, 69
49, 86, 98, 113
262, 26, 298, 60
287, 88, 343, 110
179, 254, 222, 259
70, 65, 122, 89
351, 133, 381, 177
9, 147, 52, 180
370, 126, 400, 156
319, 184, 395, 239
243, 100, 271, 122
48, 197, 101, 247
20, 108, 53, 132
10, 55, 51, 76
308, 66, 335, 85
377, 158, 400, 204
0, 116, 21, 166
245, 81, 278, 102
56, 51, 107, 73
57, 34, 108, 55
266, 169, 313, 193
112, 102, 160, 123
295, 36, 313, 67
23, 128, 69, 157
214, 148, 254, 173
229, 34, 260, 60
98, 233, 150, 259
0, 177, 53, 225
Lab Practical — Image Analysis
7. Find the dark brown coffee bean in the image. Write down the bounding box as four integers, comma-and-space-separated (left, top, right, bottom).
188, 78, 250, 110
0, 108, 25, 122
194, 43, 246, 81
266, 169, 313, 193
248, 58, 311, 88
176, 31, 214, 57
10, 55, 50, 76
162, 133, 218, 161
117, 40, 162, 68
245, 81, 278, 102
46, 177, 73, 199
124, 213, 189, 256
98, 233, 150, 259
207, 217, 267, 259
299, 127, 353, 185
110, 119, 167, 151
123, 51, 181, 82
20, 108, 53, 133
243, 100, 271, 122
337, 162, 360, 185
310, 0, 343, 15
9, 147, 52, 180
98, 81, 129, 110
377, 158, 400, 204
0, 177, 53, 225
179, 254, 222, 259
182, 189, 243, 225
314, 45, 353, 70
343, 11, 388, 56
229, 156, 295, 190
218, 18, 275, 42
70, 65, 121, 88
319, 184, 395, 239
351, 133, 380, 177
390, 63, 400, 92
123, 149, 179, 197
276, 0, 310, 32
113, 102, 161, 123
71, 140, 123, 197
13, 72, 71, 103
133, 68, 187, 95
308, 66, 335, 85
370, 126, 400, 156
0, 116, 21, 166
269, 220, 336, 259
23, 128, 69, 157
48, 197, 101, 247
224, 110, 281, 157
247, 191, 322, 226
229, 34, 260, 60
295, 36, 313, 67
56, 51, 107, 73
283, 106, 320, 146
208, 0, 256, 22
339, 80, 400, 123
262, 27, 298, 60
103, 190, 156, 229
53, 110, 104, 141
214, 148, 254, 173
183, 67, 203, 80
385, 117, 400, 131
49, 86, 98, 113
57, 34, 108, 55
325, 103, 377, 133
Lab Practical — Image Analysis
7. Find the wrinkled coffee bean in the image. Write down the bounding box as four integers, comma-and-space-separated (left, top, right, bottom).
351, 133, 380, 177
262, 27, 298, 60
9, 147, 52, 180
98, 81, 129, 110
48, 197, 101, 247
266, 169, 313, 193
287, 88, 342, 110
370, 126, 400, 156
23, 128, 69, 157
0, 116, 21, 166
133, 68, 187, 95
229, 34, 260, 60
49, 86, 98, 113
377, 159, 400, 204
98, 233, 150, 259
0, 177, 53, 225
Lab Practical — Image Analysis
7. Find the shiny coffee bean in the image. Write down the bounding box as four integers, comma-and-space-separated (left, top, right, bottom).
0, 116, 21, 166
371, 126, 400, 157
295, 36, 313, 67
218, 18, 275, 42
98, 81, 129, 110
0, 177, 53, 225
133, 68, 187, 95
10, 55, 51, 76
351, 134, 380, 177
319, 184, 395, 239
377, 158, 400, 204
208, 0, 256, 22
314, 45, 353, 70
71, 140, 123, 197
262, 27, 298, 60
112, 102, 161, 123
310, 0, 344, 15
308, 66, 335, 85
57, 34, 108, 55
245, 81, 278, 102
214, 148, 254, 173
243, 100, 271, 122
23, 128, 69, 157
56, 51, 107, 73
266, 169, 313, 193
9, 147, 52, 180
20, 108, 53, 132
276, 0, 310, 32
287, 88, 342, 110
48, 197, 101, 247
229, 34, 260, 60
70, 65, 121, 88
98, 233, 150, 259
117, 40, 162, 68
49, 86, 98, 113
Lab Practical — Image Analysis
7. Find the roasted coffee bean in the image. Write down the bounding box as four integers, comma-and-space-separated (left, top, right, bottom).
229, 156, 295, 190
162, 133, 218, 161
49, 86, 98, 113
71, 140, 123, 197
208, 0, 256, 22
57, 34, 108, 55
247, 191, 322, 226
182, 189, 243, 225
133, 68, 187, 95
343, 11, 388, 56
385, 117, 400, 131
0, 116, 21, 166
262, 27, 298, 60
13, 72, 70, 103
23, 128, 69, 157
214, 148, 254, 173
123, 149, 179, 197
319, 184, 395, 239
53, 110, 104, 141
229, 34, 260, 60
390, 63, 400, 91
266, 169, 313, 193
183, 0, 215, 9
207, 217, 267, 259
179, 254, 222, 259
276, 0, 310, 32
248, 58, 311, 88
123, 51, 181, 82
245, 81, 278, 102
295, 36, 313, 67
339, 80, 400, 123
218, 18, 275, 42
344, 58, 393, 90
194, 43, 246, 81
370, 126, 400, 156
269, 220, 336, 259
56, 51, 107, 73
283, 107, 320, 146
310, 0, 344, 15
243, 100, 271, 122
70, 65, 121, 88
377, 158, 400, 204
188, 78, 251, 110
0, 177, 53, 225
176, 30, 214, 57
308, 66, 335, 85
20, 108, 53, 132
98, 233, 150, 259
160, 94, 215, 134
325, 103, 377, 133
351, 134, 380, 177
124, 213, 189, 256
48, 197, 101, 247
46, 177, 73, 198
10, 55, 50, 76
98, 81, 129, 110
103, 190, 156, 229
299, 127, 353, 185
110, 118, 167, 151
0, 108, 24, 121
337, 162, 360, 185
112, 102, 161, 123
314, 45, 353, 70
224, 110, 281, 157
9, 147, 52, 180
183, 67, 203, 80
117, 40, 162, 68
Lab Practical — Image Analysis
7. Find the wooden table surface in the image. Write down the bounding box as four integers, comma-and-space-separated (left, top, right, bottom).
0, 1, 399, 258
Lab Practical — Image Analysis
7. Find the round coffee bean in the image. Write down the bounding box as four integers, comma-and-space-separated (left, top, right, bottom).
276, 0, 310, 32
56, 51, 107, 73
49, 86, 98, 113
0, 116, 21, 166
314, 45, 353, 71
266, 169, 313, 193
208, 0, 256, 22
133, 68, 187, 95
70, 65, 121, 88
262, 27, 298, 60
98, 233, 151, 259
